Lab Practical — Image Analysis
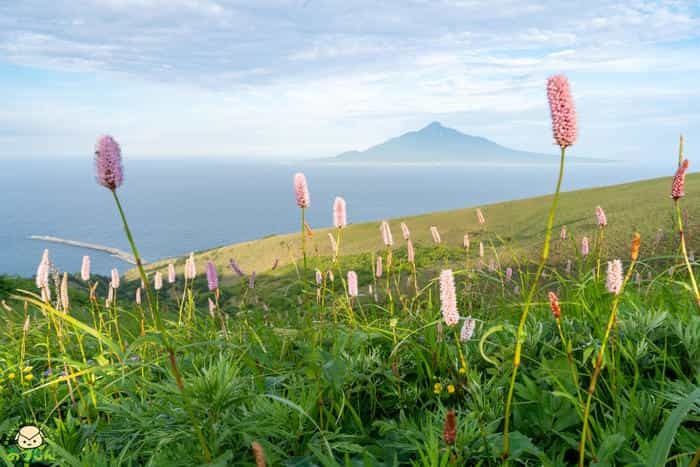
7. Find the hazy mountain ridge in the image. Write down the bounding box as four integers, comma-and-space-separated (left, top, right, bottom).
333, 122, 597, 163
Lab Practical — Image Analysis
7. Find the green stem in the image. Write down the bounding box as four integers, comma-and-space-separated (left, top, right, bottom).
578, 258, 636, 466
111, 189, 212, 463
301, 207, 307, 273
675, 200, 700, 307
556, 318, 582, 405
503, 146, 566, 462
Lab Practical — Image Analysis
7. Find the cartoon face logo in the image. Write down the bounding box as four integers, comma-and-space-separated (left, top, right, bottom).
14, 425, 44, 449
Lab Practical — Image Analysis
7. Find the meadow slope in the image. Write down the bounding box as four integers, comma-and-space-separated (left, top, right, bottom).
132, 173, 700, 283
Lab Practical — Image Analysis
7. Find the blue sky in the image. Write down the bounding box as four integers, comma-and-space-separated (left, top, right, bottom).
1, 0, 699, 162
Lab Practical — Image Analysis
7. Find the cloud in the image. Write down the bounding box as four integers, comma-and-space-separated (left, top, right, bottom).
0, 0, 698, 159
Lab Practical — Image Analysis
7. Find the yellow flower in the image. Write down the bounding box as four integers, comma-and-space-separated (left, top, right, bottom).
23, 366, 33, 373
8, 373, 16, 380
458, 367, 466, 375
447, 384, 455, 394
24, 374, 34, 382
389, 318, 398, 329
433, 383, 443, 394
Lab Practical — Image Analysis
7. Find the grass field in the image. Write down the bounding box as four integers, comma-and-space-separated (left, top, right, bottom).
1, 76, 699, 465
133, 172, 700, 285
1, 166, 699, 465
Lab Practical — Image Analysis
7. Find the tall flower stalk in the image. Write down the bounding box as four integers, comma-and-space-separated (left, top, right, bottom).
594, 206, 608, 280
578, 233, 640, 466
671, 137, 700, 307
294, 173, 310, 272
502, 75, 576, 461
333, 196, 346, 261
95, 135, 211, 462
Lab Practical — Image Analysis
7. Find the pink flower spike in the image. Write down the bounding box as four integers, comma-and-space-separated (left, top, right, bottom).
375, 256, 383, 278
595, 206, 607, 226
407, 239, 415, 264
185, 252, 196, 280
546, 74, 577, 148
206, 261, 218, 291
208, 298, 216, 317
167, 263, 176, 284
671, 159, 689, 200
36, 249, 49, 288
333, 197, 347, 228
439, 269, 459, 327
347, 271, 358, 297
476, 208, 485, 226
81, 256, 90, 281
315, 269, 323, 285
380, 221, 394, 247
605, 259, 624, 294
136, 287, 142, 305
479, 242, 484, 258
430, 226, 442, 244
154, 271, 163, 291
60, 272, 69, 311
94, 135, 124, 190
328, 232, 337, 253
505, 267, 513, 282
460, 317, 475, 342
111, 269, 120, 289
294, 172, 310, 208
581, 237, 590, 256
400, 222, 411, 240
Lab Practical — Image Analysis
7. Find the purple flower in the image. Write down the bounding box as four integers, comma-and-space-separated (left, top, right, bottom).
206, 261, 218, 291
229, 258, 245, 277
95, 135, 124, 190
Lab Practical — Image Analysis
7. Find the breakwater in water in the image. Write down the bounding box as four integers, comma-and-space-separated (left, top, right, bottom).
29, 235, 145, 265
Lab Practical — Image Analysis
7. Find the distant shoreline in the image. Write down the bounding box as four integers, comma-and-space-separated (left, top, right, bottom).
316, 159, 616, 167
28, 235, 143, 265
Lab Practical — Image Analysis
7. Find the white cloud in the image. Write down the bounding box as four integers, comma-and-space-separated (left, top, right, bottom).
0, 0, 698, 159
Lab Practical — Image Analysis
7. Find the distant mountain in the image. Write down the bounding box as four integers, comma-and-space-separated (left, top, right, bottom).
332, 121, 592, 163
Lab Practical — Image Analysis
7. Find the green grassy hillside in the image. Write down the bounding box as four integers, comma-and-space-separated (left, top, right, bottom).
132, 173, 700, 282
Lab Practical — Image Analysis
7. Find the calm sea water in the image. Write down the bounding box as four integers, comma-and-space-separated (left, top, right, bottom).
0, 158, 674, 277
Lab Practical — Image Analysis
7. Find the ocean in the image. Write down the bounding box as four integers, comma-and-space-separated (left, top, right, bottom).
0, 158, 675, 277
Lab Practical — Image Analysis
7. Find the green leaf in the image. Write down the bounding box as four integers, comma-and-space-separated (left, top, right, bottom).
593, 433, 625, 466
646, 387, 700, 467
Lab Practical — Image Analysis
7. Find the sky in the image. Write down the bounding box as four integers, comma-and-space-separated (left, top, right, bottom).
0, 0, 699, 162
